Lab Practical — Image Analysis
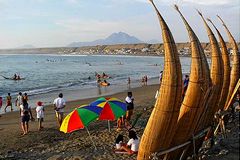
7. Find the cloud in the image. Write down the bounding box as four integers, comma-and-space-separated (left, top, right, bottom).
132, 0, 239, 6
182, 0, 239, 5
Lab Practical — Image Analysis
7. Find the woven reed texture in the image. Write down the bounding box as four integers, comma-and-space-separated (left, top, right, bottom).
207, 19, 230, 111
165, 6, 211, 160
198, 13, 224, 128
137, 1, 182, 160
217, 16, 240, 110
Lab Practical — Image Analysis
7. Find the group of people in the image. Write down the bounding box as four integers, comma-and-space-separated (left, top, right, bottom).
114, 91, 140, 154
95, 72, 110, 86
141, 75, 148, 86
12, 73, 21, 80
0, 92, 66, 135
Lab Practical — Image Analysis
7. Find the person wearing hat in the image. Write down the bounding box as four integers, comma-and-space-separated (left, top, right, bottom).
36, 101, 44, 131
53, 93, 66, 127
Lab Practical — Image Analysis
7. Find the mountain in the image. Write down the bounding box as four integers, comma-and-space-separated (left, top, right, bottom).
68, 32, 144, 47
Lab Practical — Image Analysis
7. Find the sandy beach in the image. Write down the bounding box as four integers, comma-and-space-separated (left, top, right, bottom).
0, 84, 239, 160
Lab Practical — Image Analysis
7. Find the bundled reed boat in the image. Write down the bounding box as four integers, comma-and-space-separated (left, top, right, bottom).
207, 19, 230, 111
137, 0, 182, 159
198, 11, 224, 128
165, 6, 211, 159
217, 16, 240, 110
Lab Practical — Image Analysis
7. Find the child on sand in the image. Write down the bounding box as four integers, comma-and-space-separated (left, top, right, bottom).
36, 101, 44, 131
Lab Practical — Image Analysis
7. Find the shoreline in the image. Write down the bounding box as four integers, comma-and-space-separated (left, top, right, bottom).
0, 76, 160, 115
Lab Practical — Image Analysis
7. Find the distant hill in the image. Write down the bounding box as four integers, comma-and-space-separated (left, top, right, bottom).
17, 44, 35, 49
67, 32, 144, 47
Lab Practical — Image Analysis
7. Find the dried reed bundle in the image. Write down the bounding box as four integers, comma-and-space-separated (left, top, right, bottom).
198, 11, 223, 128
217, 16, 240, 110
165, 5, 211, 160
207, 19, 230, 111
137, 1, 182, 159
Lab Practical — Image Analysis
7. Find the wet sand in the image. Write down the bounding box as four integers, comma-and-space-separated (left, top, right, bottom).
0, 84, 239, 160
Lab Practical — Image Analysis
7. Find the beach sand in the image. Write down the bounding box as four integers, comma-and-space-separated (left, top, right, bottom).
0, 84, 239, 160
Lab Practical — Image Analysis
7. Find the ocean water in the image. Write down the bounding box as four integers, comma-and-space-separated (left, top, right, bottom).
0, 54, 192, 112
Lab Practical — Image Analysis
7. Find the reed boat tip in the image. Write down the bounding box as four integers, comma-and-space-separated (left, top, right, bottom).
197, 9, 203, 17
174, 4, 180, 11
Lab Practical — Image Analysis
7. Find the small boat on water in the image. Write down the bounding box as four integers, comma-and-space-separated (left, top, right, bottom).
0, 75, 25, 81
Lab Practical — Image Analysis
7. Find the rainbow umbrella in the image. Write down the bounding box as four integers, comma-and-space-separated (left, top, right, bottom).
60, 105, 101, 133
90, 97, 127, 132
60, 105, 101, 149
90, 97, 127, 120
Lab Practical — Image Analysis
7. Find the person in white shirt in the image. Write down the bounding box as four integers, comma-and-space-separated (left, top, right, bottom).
36, 101, 44, 131
120, 130, 139, 154
15, 92, 23, 108
125, 92, 134, 121
53, 93, 66, 127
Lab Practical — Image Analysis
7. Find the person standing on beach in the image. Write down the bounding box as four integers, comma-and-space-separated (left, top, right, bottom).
127, 77, 131, 88
125, 92, 134, 121
19, 99, 34, 135
23, 93, 28, 102
4, 93, 13, 112
36, 101, 44, 131
15, 92, 23, 108
182, 75, 189, 97
159, 71, 163, 84
144, 75, 148, 86
53, 93, 66, 127
0, 97, 2, 116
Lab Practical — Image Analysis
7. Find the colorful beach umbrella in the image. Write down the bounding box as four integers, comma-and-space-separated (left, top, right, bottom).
60, 104, 101, 133
90, 97, 127, 120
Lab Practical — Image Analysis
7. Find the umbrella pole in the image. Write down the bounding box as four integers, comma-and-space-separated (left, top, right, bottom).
108, 120, 111, 132
85, 127, 97, 150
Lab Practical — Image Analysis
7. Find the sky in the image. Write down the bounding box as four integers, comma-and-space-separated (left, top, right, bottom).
0, 0, 239, 49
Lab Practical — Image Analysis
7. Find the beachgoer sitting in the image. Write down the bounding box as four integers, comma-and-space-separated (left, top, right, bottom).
117, 116, 125, 131
119, 130, 139, 155
115, 134, 124, 151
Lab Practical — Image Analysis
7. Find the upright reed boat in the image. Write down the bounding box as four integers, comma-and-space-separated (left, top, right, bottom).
198, 12, 224, 128
207, 19, 230, 111
217, 16, 240, 110
165, 6, 211, 159
137, 0, 182, 159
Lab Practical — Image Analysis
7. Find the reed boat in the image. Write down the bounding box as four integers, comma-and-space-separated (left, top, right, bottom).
217, 16, 240, 110
137, 0, 182, 159
207, 19, 230, 111
165, 6, 211, 159
198, 11, 224, 128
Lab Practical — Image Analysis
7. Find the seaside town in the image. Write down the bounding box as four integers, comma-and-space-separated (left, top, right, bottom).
1, 42, 239, 57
